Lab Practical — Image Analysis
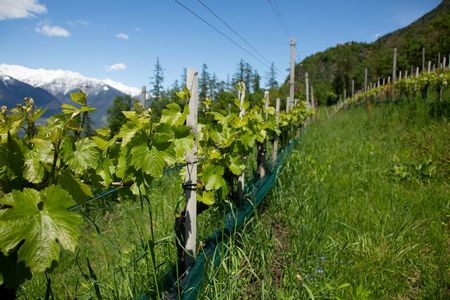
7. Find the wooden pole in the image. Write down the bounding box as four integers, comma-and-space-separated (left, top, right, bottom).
184, 69, 199, 268
422, 48, 425, 73
311, 86, 315, 108
438, 52, 441, 67
399, 71, 402, 80
305, 72, 309, 105
238, 82, 246, 202
364, 68, 368, 92
141, 86, 147, 108
259, 91, 270, 178
351, 79, 355, 98
392, 48, 397, 97
289, 38, 296, 111
428, 61, 431, 73
443, 57, 447, 70
272, 98, 280, 162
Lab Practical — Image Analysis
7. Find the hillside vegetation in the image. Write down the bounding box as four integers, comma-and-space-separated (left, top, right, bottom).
287, 0, 450, 105
204, 98, 450, 298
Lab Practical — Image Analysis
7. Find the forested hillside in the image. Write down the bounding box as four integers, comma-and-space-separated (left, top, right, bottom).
287, 0, 450, 105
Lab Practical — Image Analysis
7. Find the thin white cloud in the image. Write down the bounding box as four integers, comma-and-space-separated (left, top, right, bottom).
116, 32, 129, 40
106, 63, 127, 71
134, 27, 141, 32
373, 33, 381, 39
67, 19, 89, 26
0, 0, 47, 20
36, 22, 70, 37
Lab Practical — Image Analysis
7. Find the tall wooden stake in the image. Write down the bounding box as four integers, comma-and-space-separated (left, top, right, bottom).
351, 79, 355, 98
428, 61, 431, 73
184, 69, 198, 269
289, 37, 296, 111
392, 48, 397, 97
422, 48, 425, 72
305, 72, 309, 105
238, 83, 246, 202
311, 86, 315, 109
364, 68, 368, 92
272, 98, 280, 162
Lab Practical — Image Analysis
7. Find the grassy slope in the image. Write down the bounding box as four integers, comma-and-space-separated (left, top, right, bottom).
204, 100, 449, 299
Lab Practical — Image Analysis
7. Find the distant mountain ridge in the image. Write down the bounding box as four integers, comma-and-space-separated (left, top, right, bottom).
0, 64, 141, 126
288, 0, 450, 104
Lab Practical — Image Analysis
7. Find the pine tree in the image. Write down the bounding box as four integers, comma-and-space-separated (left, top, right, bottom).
151, 57, 164, 100
181, 68, 187, 87
107, 95, 133, 136
252, 70, 261, 93
199, 63, 210, 100
266, 62, 278, 89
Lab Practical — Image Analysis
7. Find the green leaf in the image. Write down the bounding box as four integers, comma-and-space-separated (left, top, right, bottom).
160, 103, 188, 127
130, 145, 166, 178
61, 138, 100, 175
0, 186, 83, 273
23, 139, 53, 184
57, 170, 93, 203
203, 165, 226, 191
198, 191, 215, 205
70, 90, 87, 105
228, 155, 245, 175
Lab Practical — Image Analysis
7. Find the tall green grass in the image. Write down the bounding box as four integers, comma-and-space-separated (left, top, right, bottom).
203, 98, 449, 299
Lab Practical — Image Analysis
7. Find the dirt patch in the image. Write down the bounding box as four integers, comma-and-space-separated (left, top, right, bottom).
271, 220, 291, 289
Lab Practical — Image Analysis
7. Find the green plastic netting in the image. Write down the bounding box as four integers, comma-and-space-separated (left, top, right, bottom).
139, 137, 299, 300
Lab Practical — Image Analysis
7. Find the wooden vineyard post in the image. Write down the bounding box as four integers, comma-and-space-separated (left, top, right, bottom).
184, 69, 199, 269
399, 71, 402, 80
422, 48, 425, 73
311, 86, 315, 110
438, 52, 441, 67
351, 79, 355, 99
428, 61, 431, 73
443, 57, 447, 70
258, 91, 270, 178
272, 98, 280, 163
238, 83, 246, 203
364, 68, 368, 92
392, 48, 397, 98
305, 72, 310, 105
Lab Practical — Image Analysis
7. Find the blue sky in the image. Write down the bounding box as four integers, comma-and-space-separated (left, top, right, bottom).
0, 0, 442, 89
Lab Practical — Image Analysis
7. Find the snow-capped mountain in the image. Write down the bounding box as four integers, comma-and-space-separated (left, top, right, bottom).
0, 64, 140, 97
0, 73, 61, 116
0, 64, 141, 126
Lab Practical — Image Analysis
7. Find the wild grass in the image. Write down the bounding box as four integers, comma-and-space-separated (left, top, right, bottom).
202, 97, 449, 299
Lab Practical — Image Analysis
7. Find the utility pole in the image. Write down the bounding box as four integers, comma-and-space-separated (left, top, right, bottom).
141, 86, 147, 108
289, 37, 296, 111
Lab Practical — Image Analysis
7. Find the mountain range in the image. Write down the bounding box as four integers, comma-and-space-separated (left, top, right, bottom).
0, 64, 141, 126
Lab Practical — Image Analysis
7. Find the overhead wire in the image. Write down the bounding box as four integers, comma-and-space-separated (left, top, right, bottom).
173, 0, 271, 69
267, 0, 290, 39
196, 0, 275, 68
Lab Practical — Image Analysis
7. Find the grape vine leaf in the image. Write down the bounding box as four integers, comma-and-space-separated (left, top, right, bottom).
203, 165, 226, 191
130, 144, 167, 178
0, 186, 82, 273
61, 138, 100, 175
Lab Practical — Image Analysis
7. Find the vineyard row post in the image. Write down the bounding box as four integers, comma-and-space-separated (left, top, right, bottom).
289, 37, 296, 111
272, 98, 280, 162
184, 69, 199, 269
238, 83, 246, 203
392, 48, 397, 98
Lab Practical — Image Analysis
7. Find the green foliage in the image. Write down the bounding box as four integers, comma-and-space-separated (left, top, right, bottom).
0, 186, 82, 274
294, 1, 450, 105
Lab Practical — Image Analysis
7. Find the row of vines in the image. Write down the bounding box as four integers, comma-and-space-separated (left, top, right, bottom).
0, 83, 311, 296
345, 68, 450, 105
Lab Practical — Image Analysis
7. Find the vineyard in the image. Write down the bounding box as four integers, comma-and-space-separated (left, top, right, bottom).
0, 54, 449, 298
